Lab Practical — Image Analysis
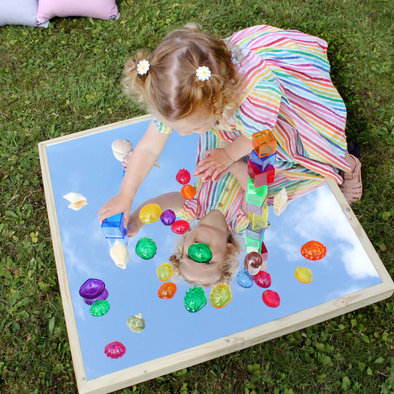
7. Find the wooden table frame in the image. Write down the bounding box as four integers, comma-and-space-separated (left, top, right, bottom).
38, 115, 394, 394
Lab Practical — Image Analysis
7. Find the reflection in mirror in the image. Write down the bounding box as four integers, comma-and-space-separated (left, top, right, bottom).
45, 119, 383, 381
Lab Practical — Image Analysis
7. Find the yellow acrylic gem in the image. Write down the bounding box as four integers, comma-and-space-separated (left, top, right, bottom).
209, 283, 232, 309
139, 204, 162, 223
156, 263, 173, 282
295, 267, 313, 284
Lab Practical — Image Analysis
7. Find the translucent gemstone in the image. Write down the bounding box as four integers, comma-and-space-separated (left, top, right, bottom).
181, 184, 196, 200
262, 290, 280, 308
171, 220, 190, 234
158, 282, 177, 299
184, 286, 207, 313
236, 270, 254, 288
254, 270, 271, 288
104, 341, 126, 359
188, 243, 212, 263
301, 241, 327, 261
135, 237, 157, 260
83, 288, 109, 305
160, 209, 176, 226
139, 204, 161, 223
295, 267, 313, 284
209, 283, 232, 309
90, 300, 110, 317
176, 168, 191, 185
126, 313, 145, 333
244, 252, 263, 269
156, 263, 174, 281
79, 278, 105, 299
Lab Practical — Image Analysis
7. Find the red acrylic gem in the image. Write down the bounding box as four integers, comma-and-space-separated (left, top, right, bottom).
254, 271, 271, 288
104, 341, 126, 359
247, 160, 275, 187
171, 220, 190, 234
301, 241, 327, 261
181, 184, 196, 200
261, 242, 268, 262
158, 282, 177, 299
176, 169, 191, 185
262, 290, 280, 308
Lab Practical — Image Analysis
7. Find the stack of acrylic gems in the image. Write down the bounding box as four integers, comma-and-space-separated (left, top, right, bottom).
79, 278, 110, 316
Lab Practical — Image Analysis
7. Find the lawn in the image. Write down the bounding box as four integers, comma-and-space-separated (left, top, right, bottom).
1, 0, 394, 393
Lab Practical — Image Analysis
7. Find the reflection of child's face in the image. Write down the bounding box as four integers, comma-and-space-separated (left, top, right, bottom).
151, 108, 217, 136
181, 210, 230, 285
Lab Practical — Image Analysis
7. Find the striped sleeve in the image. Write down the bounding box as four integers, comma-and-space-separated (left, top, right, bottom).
152, 117, 173, 135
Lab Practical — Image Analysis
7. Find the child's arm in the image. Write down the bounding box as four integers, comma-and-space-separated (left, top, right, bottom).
98, 120, 170, 226
127, 192, 185, 237
194, 135, 252, 181
228, 160, 248, 215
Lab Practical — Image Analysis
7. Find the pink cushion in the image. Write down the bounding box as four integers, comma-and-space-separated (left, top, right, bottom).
37, 0, 119, 22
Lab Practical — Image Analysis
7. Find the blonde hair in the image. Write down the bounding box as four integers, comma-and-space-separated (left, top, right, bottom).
122, 23, 243, 121
169, 232, 242, 288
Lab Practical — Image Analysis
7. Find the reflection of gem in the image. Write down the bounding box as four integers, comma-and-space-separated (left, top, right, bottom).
176, 169, 191, 185
181, 184, 196, 200
160, 209, 176, 226
139, 204, 161, 223
184, 286, 207, 312
301, 241, 327, 261
171, 220, 190, 234
262, 290, 280, 308
104, 341, 126, 359
295, 267, 313, 284
156, 263, 173, 281
236, 270, 254, 288
188, 243, 212, 263
244, 252, 263, 269
158, 282, 177, 299
83, 288, 109, 305
126, 313, 145, 333
90, 300, 110, 317
209, 283, 232, 309
254, 271, 271, 288
79, 278, 105, 299
135, 237, 157, 260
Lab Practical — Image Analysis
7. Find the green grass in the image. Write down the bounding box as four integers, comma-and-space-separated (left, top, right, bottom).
1, 0, 394, 392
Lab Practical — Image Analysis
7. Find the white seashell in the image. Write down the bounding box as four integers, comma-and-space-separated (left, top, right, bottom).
112, 139, 133, 162
247, 263, 260, 276
63, 193, 87, 211
274, 187, 288, 216
110, 240, 130, 269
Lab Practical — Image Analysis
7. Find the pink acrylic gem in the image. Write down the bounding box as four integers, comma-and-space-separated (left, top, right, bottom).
171, 220, 190, 234
176, 169, 191, 185
104, 341, 126, 359
254, 271, 271, 288
262, 290, 280, 308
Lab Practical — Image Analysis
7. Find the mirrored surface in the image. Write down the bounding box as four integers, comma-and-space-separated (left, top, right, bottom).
46, 120, 381, 380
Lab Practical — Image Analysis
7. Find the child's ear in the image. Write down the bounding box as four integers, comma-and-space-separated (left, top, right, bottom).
226, 243, 234, 250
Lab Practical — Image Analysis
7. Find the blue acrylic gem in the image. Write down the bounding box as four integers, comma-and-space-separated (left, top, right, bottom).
102, 213, 125, 238
236, 270, 254, 288
251, 150, 277, 172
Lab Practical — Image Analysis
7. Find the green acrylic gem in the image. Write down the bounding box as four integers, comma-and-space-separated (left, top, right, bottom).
188, 243, 213, 263
90, 300, 110, 317
135, 237, 157, 260
184, 286, 207, 313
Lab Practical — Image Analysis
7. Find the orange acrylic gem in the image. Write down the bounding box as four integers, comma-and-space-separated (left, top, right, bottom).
158, 282, 177, 299
252, 130, 277, 158
181, 184, 196, 200
301, 241, 327, 261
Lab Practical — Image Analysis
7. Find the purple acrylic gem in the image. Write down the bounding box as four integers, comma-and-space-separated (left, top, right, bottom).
83, 288, 109, 305
79, 278, 105, 299
160, 209, 176, 226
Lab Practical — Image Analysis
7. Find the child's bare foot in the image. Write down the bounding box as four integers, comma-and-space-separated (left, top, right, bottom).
339, 153, 362, 204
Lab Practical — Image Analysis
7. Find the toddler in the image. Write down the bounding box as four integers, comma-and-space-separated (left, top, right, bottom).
99, 23, 361, 226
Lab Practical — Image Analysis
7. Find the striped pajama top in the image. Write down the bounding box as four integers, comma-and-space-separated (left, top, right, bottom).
154, 25, 351, 204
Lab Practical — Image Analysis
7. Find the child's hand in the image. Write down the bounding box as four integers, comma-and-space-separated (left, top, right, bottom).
98, 193, 133, 227
126, 217, 143, 238
194, 148, 234, 181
